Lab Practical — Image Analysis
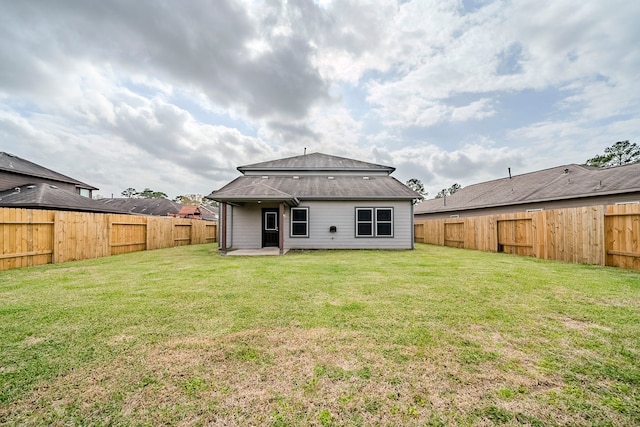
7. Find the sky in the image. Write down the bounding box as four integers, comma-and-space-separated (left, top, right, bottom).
1, 0, 639, 200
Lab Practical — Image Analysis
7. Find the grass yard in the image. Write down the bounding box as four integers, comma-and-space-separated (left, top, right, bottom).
1, 244, 639, 426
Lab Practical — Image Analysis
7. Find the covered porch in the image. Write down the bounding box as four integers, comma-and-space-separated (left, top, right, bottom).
216, 195, 298, 255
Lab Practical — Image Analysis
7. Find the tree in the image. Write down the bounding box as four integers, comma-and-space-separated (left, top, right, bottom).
448, 183, 462, 195
174, 194, 218, 206
138, 188, 168, 199
435, 183, 462, 199
405, 178, 428, 203
121, 187, 138, 198
586, 140, 640, 168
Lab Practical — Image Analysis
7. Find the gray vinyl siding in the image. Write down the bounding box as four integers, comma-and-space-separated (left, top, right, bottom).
284, 200, 413, 249
223, 200, 414, 250
227, 202, 280, 249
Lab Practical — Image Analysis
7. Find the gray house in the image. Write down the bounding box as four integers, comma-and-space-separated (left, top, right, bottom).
0, 152, 126, 213
0, 152, 97, 198
207, 153, 422, 253
415, 163, 640, 220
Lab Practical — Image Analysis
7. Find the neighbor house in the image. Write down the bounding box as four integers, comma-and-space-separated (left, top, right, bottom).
207, 153, 422, 253
415, 163, 640, 220
0, 152, 126, 213
0, 152, 98, 198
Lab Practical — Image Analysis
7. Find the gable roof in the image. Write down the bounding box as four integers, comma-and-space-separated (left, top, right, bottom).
96, 198, 183, 216
0, 183, 123, 213
415, 163, 640, 214
198, 205, 219, 221
238, 152, 395, 174
0, 152, 98, 190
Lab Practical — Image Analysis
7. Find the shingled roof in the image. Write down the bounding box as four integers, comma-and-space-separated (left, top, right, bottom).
209, 175, 418, 204
209, 152, 420, 205
97, 198, 183, 216
238, 152, 395, 174
0, 152, 98, 190
0, 183, 124, 213
415, 163, 640, 215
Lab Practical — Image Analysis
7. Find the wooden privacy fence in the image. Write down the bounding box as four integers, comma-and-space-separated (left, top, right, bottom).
0, 208, 217, 272
414, 203, 640, 271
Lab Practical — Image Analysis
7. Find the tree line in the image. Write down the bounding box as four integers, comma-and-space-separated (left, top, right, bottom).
120, 188, 217, 206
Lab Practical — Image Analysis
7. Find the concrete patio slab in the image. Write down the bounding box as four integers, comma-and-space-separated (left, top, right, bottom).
225, 248, 289, 256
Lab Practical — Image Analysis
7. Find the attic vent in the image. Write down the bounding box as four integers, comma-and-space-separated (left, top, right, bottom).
328, 176, 334, 180
615, 201, 639, 205
261, 176, 268, 179
27, 185, 36, 189
362, 176, 369, 180
526, 208, 544, 212
49, 185, 58, 189
292, 176, 300, 179
449, 214, 460, 218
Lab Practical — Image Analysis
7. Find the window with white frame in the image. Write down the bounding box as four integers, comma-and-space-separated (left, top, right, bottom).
355, 207, 393, 237
290, 207, 309, 237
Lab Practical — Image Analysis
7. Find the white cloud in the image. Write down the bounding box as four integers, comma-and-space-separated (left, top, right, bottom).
0, 0, 638, 201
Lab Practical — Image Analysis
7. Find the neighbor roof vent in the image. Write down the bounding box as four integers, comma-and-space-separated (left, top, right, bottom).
261, 176, 268, 179
328, 176, 334, 180
292, 176, 300, 179
362, 176, 369, 180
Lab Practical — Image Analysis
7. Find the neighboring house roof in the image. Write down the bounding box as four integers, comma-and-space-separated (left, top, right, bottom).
178, 205, 201, 216
237, 152, 395, 174
97, 198, 183, 216
198, 205, 219, 221
415, 163, 640, 215
209, 152, 421, 205
0, 152, 98, 190
0, 183, 124, 213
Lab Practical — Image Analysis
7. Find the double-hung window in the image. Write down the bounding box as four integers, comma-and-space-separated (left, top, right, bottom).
290, 207, 309, 237
355, 207, 393, 237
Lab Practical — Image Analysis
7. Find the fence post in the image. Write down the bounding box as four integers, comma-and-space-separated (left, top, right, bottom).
52, 211, 61, 264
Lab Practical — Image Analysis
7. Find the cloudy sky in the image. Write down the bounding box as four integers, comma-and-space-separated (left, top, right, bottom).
1, 0, 638, 199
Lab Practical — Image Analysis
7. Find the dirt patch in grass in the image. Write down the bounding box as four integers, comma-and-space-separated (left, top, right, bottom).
560, 316, 612, 333
2, 327, 602, 426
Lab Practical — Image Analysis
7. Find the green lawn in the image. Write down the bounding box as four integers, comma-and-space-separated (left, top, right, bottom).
1, 244, 639, 426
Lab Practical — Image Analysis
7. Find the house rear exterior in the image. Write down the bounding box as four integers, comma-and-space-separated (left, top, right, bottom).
207, 153, 422, 253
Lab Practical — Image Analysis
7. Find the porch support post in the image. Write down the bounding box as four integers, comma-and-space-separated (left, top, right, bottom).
220, 202, 227, 255
279, 202, 285, 255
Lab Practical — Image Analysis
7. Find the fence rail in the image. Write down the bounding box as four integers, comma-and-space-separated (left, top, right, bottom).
415, 203, 640, 271
1, 208, 217, 272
